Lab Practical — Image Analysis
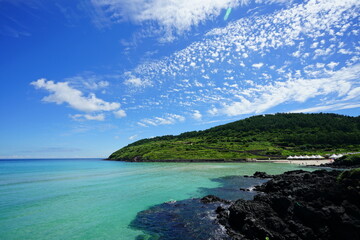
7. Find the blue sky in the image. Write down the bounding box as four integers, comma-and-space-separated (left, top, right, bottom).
0, 0, 359, 158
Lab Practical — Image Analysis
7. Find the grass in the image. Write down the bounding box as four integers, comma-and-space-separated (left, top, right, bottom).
334, 154, 360, 166
337, 168, 360, 181
109, 137, 360, 161
109, 113, 360, 161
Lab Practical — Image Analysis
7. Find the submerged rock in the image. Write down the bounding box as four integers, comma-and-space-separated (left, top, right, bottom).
201, 195, 231, 204
217, 169, 360, 240
130, 175, 264, 240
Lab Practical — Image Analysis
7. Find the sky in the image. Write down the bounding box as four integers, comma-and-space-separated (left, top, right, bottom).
0, 0, 359, 158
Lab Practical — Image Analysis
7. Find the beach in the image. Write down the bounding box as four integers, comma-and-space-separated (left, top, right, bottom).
253, 159, 334, 166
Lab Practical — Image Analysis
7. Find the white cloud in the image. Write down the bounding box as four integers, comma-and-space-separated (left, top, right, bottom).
124, 77, 152, 88
137, 122, 148, 127
217, 64, 360, 116
327, 61, 339, 69
84, 113, 105, 121
129, 134, 138, 140
114, 109, 127, 118
192, 110, 202, 120
65, 73, 111, 90
310, 42, 318, 48
292, 50, 301, 58
193, 80, 204, 87
255, 0, 293, 4
92, 0, 246, 40
31, 78, 120, 112
70, 113, 105, 121
124, 0, 359, 90
168, 113, 186, 122
252, 63, 264, 69
338, 48, 353, 54
292, 103, 360, 113
91, 0, 291, 41
105, 0, 359, 124
155, 117, 173, 125
208, 106, 219, 116
344, 87, 360, 101
91, 80, 109, 89
138, 113, 186, 127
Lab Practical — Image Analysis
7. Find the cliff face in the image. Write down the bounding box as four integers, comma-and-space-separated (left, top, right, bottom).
108, 113, 360, 161
216, 169, 360, 240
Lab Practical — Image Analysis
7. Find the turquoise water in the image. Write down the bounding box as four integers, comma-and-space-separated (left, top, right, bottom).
0, 159, 308, 240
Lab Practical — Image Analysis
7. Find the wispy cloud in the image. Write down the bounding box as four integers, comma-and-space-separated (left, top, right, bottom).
64, 72, 112, 91
138, 113, 185, 127
90, 0, 290, 41
129, 134, 138, 140
91, 0, 239, 41
119, 0, 359, 121
124, 77, 152, 88
291, 103, 360, 113
70, 113, 105, 121
218, 64, 360, 116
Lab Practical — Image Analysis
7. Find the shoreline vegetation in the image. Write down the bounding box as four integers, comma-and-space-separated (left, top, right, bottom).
108, 113, 360, 162
203, 168, 360, 240
106, 157, 334, 166
107, 151, 360, 168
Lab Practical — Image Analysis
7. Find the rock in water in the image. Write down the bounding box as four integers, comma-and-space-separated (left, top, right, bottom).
217, 169, 360, 240
252, 171, 273, 178
201, 195, 231, 204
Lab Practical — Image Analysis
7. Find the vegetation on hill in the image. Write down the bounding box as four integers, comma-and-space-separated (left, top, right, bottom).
334, 154, 360, 167
337, 167, 360, 181
108, 113, 360, 161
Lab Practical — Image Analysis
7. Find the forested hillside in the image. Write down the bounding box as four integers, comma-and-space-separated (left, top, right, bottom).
108, 113, 360, 161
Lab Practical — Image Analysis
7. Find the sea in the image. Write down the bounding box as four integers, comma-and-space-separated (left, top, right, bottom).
0, 158, 311, 240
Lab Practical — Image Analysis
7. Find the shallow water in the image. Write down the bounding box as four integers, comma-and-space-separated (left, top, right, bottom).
0, 159, 310, 240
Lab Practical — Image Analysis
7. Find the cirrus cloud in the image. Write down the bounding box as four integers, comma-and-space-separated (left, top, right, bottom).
119, 0, 359, 123
91, 0, 290, 41
138, 113, 185, 127
70, 113, 105, 121
217, 64, 360, 116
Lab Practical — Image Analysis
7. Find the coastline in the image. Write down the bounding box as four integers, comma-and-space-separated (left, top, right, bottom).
129, 165, 359, 239
106, 158, 248, 163
251, 159, 334, 166
106, 158, 334, 166
211, 169, 360, 239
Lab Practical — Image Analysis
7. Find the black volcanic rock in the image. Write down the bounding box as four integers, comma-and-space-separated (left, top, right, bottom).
201, 195, 231, 204
252, 171, 273, 178
217, 169, 360, 240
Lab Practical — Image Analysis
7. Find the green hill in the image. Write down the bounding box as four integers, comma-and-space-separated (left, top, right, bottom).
108, 113, 360, 161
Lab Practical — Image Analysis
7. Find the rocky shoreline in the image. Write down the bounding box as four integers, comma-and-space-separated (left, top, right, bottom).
319, 161, 360, 169
202, 169, 360, 240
